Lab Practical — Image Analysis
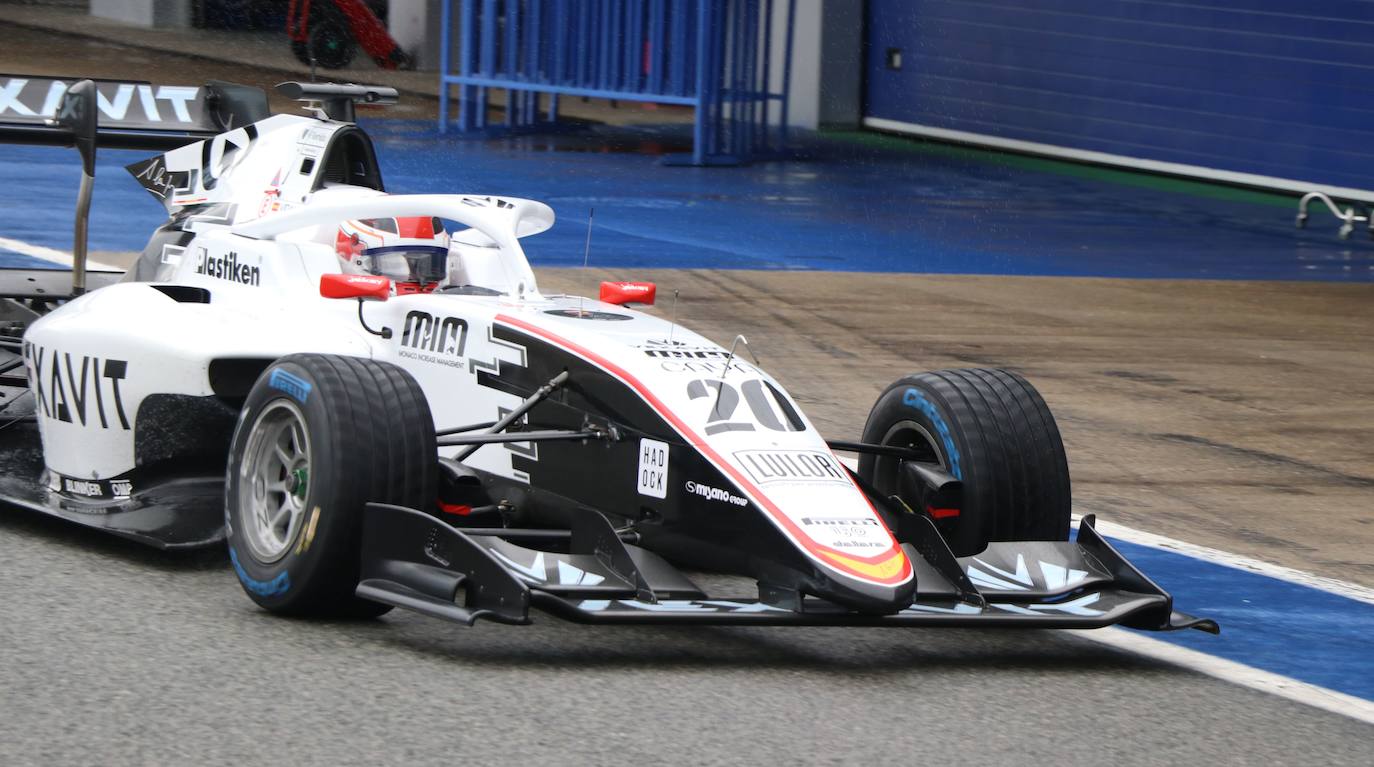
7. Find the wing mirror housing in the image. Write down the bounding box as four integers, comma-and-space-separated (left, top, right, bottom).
322, 274, 392, 339
321, 273, 390, 301
599, 281, 656, 306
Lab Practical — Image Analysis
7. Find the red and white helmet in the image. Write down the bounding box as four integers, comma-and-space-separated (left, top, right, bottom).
335, 216, 451, 294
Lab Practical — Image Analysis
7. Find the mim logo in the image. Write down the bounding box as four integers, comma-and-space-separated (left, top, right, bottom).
401, 311, 467, 357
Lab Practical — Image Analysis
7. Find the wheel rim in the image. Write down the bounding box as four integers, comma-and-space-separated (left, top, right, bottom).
871, 420, 943, 497
238, 399, 313, 563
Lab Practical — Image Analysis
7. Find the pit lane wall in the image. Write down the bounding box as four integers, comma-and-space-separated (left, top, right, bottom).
862, 0, 1374, 201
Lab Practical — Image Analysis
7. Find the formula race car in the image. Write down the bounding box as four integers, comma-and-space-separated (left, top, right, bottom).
0, 75, 1216, 633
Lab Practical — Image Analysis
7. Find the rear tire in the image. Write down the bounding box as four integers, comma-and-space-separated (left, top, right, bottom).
857, 368, 1070, 556
306, 10, 355, 69
225, 354, 436, 616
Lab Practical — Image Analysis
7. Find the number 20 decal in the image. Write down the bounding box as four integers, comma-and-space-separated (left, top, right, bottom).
686, 378, 806, 435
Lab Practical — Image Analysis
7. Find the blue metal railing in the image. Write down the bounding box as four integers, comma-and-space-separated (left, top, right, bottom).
438, 0, 795, 165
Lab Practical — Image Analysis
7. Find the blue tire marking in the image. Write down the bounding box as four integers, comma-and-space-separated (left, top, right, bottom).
268, 369, 312, 403
229, 547, 291, 597
901, 388, 962, 480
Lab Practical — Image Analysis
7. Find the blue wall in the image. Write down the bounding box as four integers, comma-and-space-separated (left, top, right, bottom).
864, 0, 1374, 192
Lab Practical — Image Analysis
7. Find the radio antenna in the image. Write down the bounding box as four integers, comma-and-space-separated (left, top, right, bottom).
713, 334, 750, 418
579, 207, 595, 316
582, 207, 594, 269
668, 289, 680, 343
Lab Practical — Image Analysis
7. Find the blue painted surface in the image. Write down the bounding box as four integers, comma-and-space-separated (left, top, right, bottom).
2, 121, 1373, 281
1099, 534, 1374, 701
866, 0, 1374, 191
0, 143, 155, 264
0, 248, 60, 270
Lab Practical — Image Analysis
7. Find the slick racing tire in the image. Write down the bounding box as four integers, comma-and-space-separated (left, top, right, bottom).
857, 368, 1070, 557
306, 11, 356, 70
226, 354, 436, 617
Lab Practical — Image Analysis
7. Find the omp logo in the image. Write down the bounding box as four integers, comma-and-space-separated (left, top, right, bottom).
685, 480, 748, 506
196, 249, 260, 285
23, 343, 131, 430
0, 77, 199, 123
735, 450, 847, 485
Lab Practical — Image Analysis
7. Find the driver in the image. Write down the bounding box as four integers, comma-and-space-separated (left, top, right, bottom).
335, 216, 452, 295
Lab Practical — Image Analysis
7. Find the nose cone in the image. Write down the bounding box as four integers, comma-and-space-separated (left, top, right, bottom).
808, 545, 916, 613
709, 448, 917, 612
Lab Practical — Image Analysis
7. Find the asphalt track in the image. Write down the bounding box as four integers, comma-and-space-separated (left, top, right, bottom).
2, 509, 1371, 767
1, 266, 1372, 765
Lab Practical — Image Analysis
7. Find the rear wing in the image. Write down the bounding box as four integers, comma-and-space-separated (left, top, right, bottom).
0, 77, 400, 301
0, 75, 270, 298
0, 75, 269, 152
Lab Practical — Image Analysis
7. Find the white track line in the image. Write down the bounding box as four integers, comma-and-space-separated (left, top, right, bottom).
1078, 627, 1374, 726
0, 235, 123, 272
1071, 514, 1374, 607
834, 455, 1374, 721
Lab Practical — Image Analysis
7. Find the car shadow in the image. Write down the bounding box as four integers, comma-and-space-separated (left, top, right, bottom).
298, 605, 1180, 677
2, 503, 1191, 676
0, 502, 229, 571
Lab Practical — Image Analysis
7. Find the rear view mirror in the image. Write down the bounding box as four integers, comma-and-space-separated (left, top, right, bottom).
321, 273, 390, 301
600, 281, 656, 306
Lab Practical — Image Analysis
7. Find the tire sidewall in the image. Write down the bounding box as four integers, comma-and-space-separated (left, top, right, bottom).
861, 383, 965, 480
859, 378, 982, 552
225, 360, 348, 612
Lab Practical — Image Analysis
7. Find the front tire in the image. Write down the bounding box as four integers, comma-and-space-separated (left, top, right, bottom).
857, 369, 1070, 556
226, 354, 436, 616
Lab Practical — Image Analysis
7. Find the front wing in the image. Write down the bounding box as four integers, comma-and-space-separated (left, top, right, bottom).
356, 504, 1219, 633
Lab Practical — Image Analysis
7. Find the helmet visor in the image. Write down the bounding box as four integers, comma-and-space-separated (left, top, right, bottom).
367, 245, 449, 284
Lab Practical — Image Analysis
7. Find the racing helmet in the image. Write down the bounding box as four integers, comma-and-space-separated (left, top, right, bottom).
335, 216, 451, 294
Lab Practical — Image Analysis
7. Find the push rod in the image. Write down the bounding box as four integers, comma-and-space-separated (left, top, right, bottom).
453, 370, 570, 460
439, 429, 602, 447
826, 440, 927, 461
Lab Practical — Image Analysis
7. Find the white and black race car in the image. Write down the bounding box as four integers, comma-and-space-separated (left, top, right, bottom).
0, 75, 1217, 631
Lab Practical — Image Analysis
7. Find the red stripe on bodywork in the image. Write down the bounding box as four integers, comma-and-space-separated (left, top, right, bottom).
927, 507, 960, 519
494, 313, 912, 586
